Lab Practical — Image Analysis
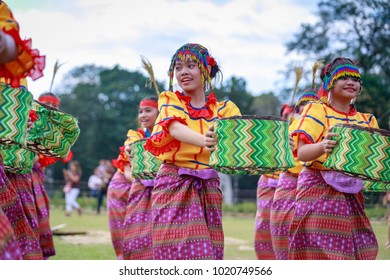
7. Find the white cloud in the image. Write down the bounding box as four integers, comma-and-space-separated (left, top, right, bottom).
8, 0, 318, 98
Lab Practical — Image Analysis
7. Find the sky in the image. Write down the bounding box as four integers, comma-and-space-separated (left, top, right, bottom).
6, 0, 319, 98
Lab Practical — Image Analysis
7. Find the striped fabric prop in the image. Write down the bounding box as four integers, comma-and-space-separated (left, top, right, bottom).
131, 139, 162, 179
363, 180, 390, 192
0, 83, 32, 146
26, 100, 80, 158
0, 144, 35, 174
324, 124, 390, 191
209, 116, 295, 175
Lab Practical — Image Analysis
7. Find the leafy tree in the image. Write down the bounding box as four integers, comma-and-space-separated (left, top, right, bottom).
285, 0, 390, 127
214, 76, 254, 114
250, 92, 281, 117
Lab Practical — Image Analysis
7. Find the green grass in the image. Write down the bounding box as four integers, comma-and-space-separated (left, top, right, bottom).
48, 207, 390, 260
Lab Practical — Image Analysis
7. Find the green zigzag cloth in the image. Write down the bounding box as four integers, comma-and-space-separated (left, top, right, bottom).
26, 100, 80, 158
324, 123, 390, 191
131, 139, 162, 179
0, 83, 32, 146
1, 143, 35, 174
209, 115, 296, 175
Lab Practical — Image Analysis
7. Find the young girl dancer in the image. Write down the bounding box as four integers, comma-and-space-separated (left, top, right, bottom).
270, 90, 319, 260
122, 96, 159, 260
108, 96, 158, 259
145, 43, 241, 260
289, 57, 379, 259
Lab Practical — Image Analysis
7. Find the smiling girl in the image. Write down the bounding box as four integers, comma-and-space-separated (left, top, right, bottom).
108, 96, 159, 259
289, 57, 379, 260
145, 43, 241, 260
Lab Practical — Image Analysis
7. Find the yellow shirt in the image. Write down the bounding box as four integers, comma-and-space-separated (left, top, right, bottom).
124, 129, 144, 146
292, 102, 378, 170
113, 129, 144, 174
145, 91, 241, 169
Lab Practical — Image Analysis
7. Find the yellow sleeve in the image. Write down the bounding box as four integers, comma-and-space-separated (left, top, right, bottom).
368, 114, 379, 129
158, 91, 187, 120
217, 100, 241, 118
288, 118, 303, 174
293, 103, 327, 144
124, 129, 143, 145
145, 91, 186, 156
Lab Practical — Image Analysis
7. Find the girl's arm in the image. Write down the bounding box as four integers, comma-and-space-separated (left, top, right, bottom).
0, 31, 18, 63
297, 127, 337, 162
123, 164, 133, 183
169, 120, 205, 147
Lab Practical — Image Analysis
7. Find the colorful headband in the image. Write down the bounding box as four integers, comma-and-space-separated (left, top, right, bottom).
38, 95, 60, 107
140, 99, 158, 109
296, 91, 319, 107
168, 43, 214, 91
282, 106, 294, 116
322, 64, 360, 91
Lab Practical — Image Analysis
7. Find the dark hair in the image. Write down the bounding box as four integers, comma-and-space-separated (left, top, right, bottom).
70, 160, 82, 175
141, 96, 158, 102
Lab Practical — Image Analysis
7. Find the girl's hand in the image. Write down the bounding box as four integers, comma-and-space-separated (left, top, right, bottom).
322, 126, 338, 154
124, 145, 133, 160
289, 135, 295, 151
204, 125, 217, 151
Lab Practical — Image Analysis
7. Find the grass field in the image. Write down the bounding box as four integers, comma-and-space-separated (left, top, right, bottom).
48, 207, 390, 260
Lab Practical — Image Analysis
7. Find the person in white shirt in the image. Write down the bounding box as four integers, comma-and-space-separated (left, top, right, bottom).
88, 167, 103, 198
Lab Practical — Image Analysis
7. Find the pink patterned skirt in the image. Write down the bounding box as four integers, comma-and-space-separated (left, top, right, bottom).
254, 174, 277, 260
31, 163, 55, 258
107, 171, 132, 259
288, 167, 378, 260
2, 171, 42, 259
0, 208, 22, 260
270, 171, 297, 260
123, 179, 153, 260
0, 156, 22, 260
152, 163, 223, 260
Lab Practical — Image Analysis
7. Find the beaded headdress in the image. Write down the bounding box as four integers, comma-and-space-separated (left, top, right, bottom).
322, 61, 360, 92
296, 89, 319, 107
168, 43, 215, 91
320, 58, 361, 103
